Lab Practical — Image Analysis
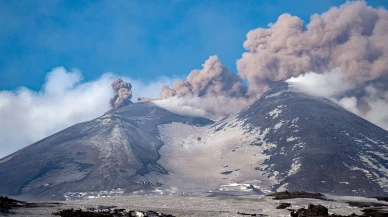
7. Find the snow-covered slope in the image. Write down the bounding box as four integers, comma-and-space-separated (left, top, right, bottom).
237, 82, 388, 196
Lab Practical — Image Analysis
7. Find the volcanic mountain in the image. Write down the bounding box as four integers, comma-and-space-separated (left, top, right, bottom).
0, 102, 212, 200
0, 82, 387, 200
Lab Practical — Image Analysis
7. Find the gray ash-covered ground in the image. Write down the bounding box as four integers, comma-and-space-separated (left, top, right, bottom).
2, 192, 388, 217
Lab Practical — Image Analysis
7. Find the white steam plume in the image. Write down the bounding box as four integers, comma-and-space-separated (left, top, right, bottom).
287, 70, 388, 130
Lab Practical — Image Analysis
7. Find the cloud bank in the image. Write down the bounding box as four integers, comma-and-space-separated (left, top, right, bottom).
0, 68, 176, 158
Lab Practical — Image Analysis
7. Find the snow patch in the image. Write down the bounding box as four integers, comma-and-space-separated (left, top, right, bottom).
265, 91, 284, 99
267, 106, 285, 119
277, 183, 288, 192
287, 136, 299, 142
358, 154, 388, 192
273, 121, 284, 130
339, 182, 349, 184
364, 136, 379, 145
287, 157, 301, 177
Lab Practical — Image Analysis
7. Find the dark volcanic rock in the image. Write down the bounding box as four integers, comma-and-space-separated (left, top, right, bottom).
267, 191, 327, 200
290, 203, 388, 217
221, 171, 233, 175
0, 196, 60, 214
276, 202, 291, 209
290, 204, 328, 217
0, 196, 23, 213
237, 211, 268, 216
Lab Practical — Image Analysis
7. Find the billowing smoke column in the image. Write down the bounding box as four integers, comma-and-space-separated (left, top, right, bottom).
160, 55, 247, 99
237, 1, 388, 95
155, 55, 251, 119
110, 78, 133, 108
149, 1, 388, 128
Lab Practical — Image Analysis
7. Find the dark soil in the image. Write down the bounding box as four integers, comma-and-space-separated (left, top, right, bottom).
276, 202, 291, 209
267, 191, 328, 200
0, 196, 26, 213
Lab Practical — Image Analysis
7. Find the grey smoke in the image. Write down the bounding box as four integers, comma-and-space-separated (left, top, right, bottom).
156, 55, 251, 120
110, 78, 133, 108
160, 55, 247, 99
237, 1, 388, 96
153, 1, 388, 129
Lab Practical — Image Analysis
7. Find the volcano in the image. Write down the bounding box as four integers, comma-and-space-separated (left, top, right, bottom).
0, 82, 387, 200
0, 102, 212, 199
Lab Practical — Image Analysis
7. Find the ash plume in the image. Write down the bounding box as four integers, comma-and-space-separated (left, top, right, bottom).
237, 1, 388, 96
156, 55, 251, 120
160, 55, 247, 99
150, 1, 388, 128
110, 78, 133, 108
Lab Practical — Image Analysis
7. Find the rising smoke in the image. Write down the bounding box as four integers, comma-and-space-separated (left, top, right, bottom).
237, 1, 388, 94
110, 78, 133, 108
153, 55, 251, 119
160, 55, 247, 99
152, 1, 388, 129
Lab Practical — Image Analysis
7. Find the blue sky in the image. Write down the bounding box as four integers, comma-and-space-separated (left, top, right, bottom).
1, 0, 387, 90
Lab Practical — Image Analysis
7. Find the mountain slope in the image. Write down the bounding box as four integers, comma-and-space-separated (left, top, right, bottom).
138, 82, 388, 197
1, 82, 387, 199
0, 102, 212, 199
236, 82, 388, 196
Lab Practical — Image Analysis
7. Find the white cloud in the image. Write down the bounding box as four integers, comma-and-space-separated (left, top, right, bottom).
153, 94, 251, 121
153, 95, 210, 119
286, 70, 388, 131
0, 67, 177, 158
286, 69, 354, 98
